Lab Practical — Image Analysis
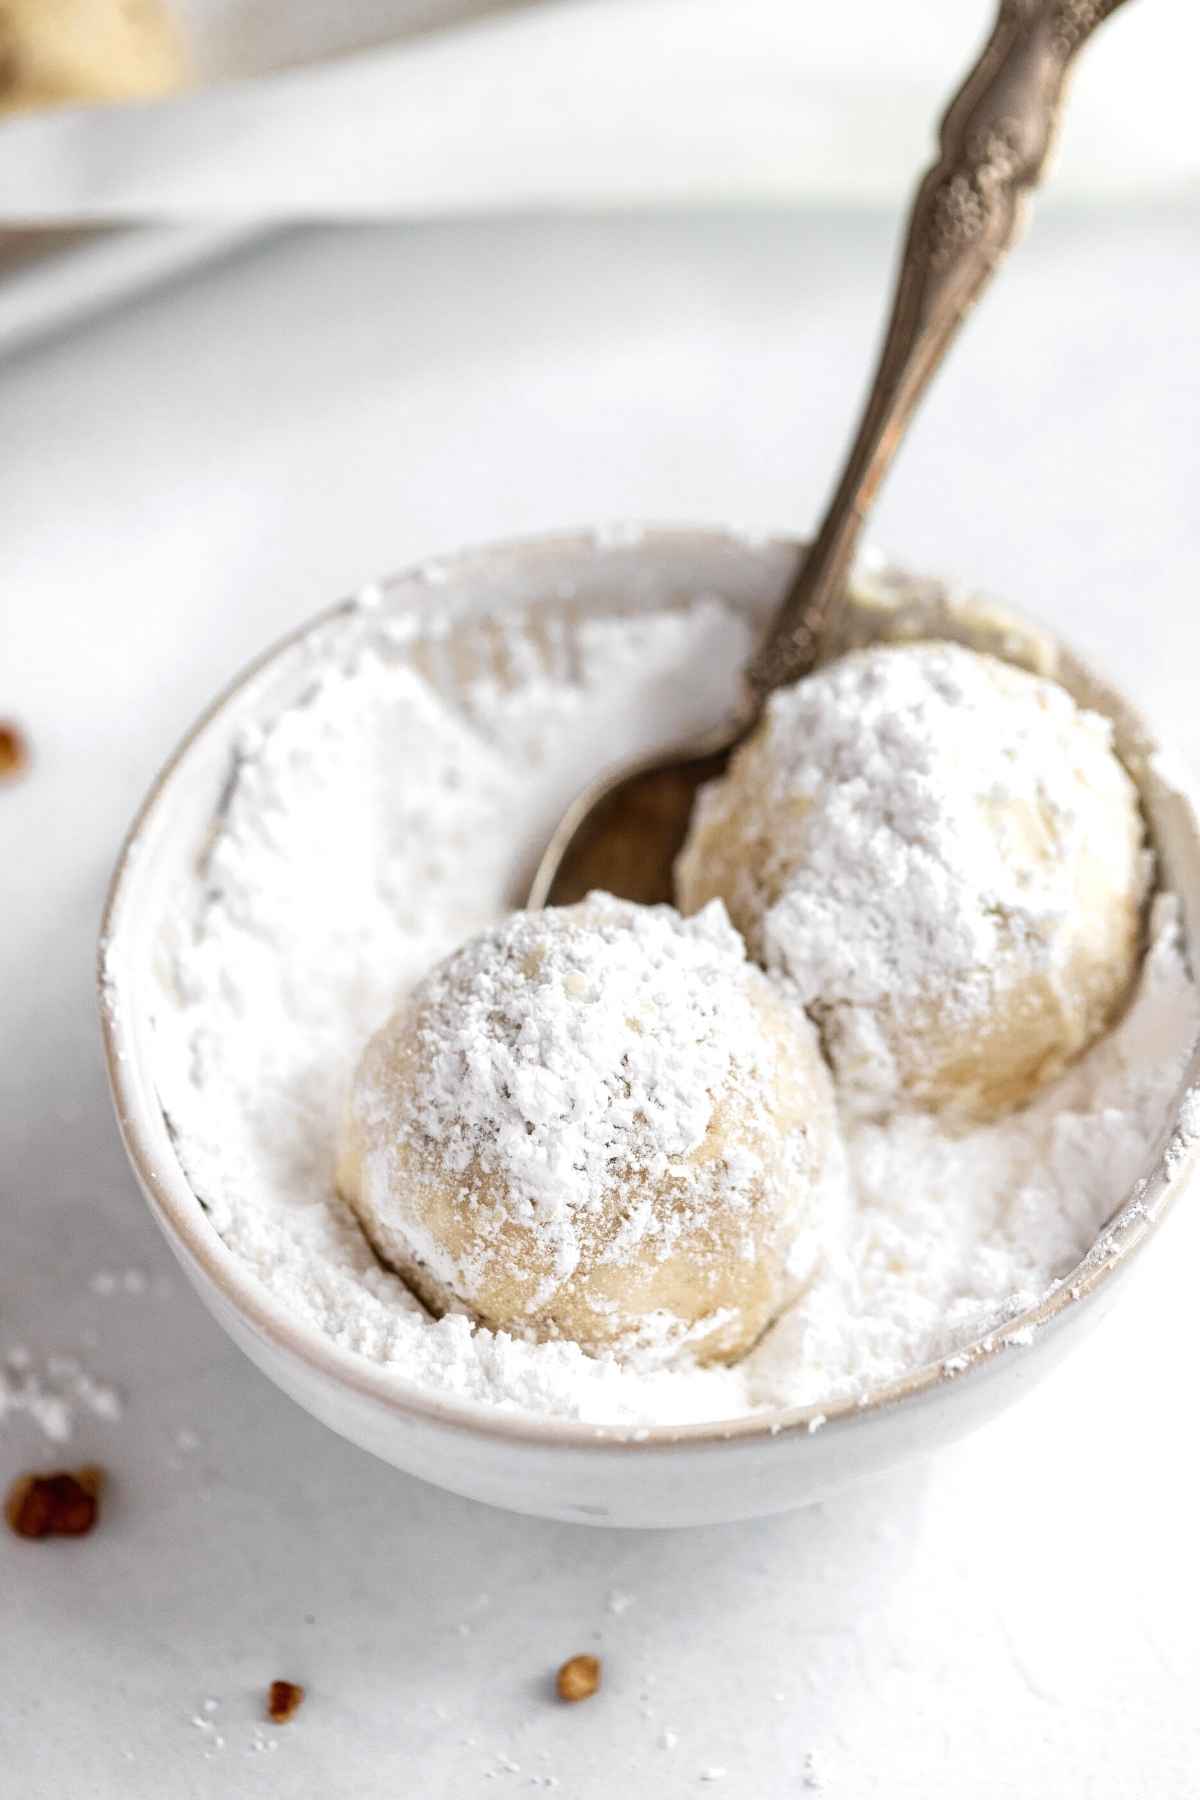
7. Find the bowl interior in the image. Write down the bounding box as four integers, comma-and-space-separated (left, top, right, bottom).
99, 527, 1200, 1452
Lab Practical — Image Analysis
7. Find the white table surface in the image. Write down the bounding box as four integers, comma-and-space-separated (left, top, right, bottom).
2, 214, 1198, 1798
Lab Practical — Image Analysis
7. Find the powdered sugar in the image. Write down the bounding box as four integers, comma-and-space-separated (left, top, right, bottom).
353, 899, 782, 1291
771, 642, 1129, 992
146, 588, 1200, 1426
0, 1344, 122, 1443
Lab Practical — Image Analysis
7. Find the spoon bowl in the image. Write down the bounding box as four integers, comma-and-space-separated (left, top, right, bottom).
527, 735, 732, 909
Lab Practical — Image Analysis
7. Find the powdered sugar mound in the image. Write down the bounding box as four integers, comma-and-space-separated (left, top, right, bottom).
148, 592, 1199, 1426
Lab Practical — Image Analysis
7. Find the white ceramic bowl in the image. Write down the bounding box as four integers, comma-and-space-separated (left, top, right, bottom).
99, 528, 1200, 1528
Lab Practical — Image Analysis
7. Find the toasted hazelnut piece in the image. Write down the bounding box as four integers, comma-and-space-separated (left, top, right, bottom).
266, 1680, 306, 1724
556, 1654, 601, 1703
5, 1466, 104, 1538
0, 722, 29, 781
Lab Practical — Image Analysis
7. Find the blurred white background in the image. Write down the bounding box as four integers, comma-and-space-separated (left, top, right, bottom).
0, 0, 1197, 215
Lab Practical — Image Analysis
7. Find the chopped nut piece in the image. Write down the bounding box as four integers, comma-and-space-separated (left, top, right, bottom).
0, 722, 29, 781
5, 1465, 103, 1538
555, 1654, 601, 1703
266, 1680, 305, 1723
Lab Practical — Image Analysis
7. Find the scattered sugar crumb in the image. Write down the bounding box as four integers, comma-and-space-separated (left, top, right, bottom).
0, 1347, 121, 1442
89, 1267, 150, 1297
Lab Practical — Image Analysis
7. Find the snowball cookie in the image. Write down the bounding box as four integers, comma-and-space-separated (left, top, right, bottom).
338, 893, 837, 1366
676, 640, 1149, 1122
0, 0, 186, 115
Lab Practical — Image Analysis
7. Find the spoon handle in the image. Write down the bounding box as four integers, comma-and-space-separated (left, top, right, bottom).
748, 0, 1132, 697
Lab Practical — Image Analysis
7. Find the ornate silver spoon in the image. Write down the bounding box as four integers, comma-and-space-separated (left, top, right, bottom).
528, 0, 1131, 910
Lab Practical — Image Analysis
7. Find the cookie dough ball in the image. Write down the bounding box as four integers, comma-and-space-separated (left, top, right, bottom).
339, 893, 836, 1366
0, 0, 186, 115
677, 640, 1149, 1122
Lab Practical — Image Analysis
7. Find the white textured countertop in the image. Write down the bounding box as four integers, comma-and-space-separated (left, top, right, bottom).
2, 213, 1198, 1797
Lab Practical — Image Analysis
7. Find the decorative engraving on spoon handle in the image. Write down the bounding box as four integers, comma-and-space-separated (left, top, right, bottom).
748, 0, 1133, 698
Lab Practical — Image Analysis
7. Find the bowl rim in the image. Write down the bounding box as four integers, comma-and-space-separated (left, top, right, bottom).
97, 523, 1200, 1455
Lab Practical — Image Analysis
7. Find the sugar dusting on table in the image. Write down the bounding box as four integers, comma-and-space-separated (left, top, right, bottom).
146, 589, 1200, 1426
0, 1345, 121, 1443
